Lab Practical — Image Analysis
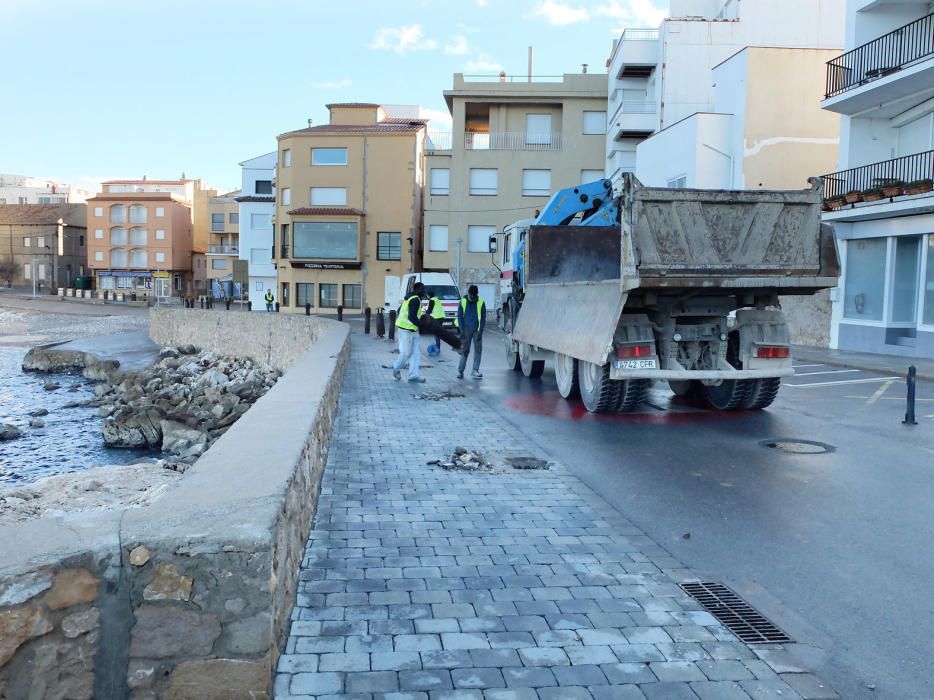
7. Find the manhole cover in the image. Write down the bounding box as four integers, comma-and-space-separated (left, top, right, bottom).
505, 456, 550, 470
760, 439, 834, 454
680, 582, 792, 644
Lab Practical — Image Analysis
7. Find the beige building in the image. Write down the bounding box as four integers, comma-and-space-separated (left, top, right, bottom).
205, 190, 241, 297
275, 103, 426, 314
423, 73, 608, 304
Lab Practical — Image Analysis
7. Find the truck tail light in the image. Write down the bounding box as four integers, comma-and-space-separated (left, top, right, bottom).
755, 345, 790, 359
616, 343, 654, 359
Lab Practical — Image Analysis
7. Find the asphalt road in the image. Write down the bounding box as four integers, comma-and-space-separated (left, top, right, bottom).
446, 335, 934, 700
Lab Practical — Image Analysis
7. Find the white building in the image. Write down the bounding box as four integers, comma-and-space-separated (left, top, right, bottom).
821, 0, 934, 356
0, 174, 93, 205
606, 0, 846, 185
236, 153, 276, 308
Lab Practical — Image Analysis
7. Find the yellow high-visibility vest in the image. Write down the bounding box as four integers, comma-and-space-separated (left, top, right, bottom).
396, 294, 423, 331
429, 296, 445, 320
455, 297, 484, 328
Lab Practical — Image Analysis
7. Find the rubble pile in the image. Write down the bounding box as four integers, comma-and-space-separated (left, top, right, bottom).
428, 446, 494, 473
412, 391, 466, 401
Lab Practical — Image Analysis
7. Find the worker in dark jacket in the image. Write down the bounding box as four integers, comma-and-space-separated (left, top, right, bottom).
456, 285, 485, 379
384, 282, 426, 383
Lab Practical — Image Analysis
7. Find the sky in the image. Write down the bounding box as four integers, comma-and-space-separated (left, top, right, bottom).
0, 0, 666, 194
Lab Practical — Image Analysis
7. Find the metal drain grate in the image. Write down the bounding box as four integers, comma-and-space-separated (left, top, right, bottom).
680, 582, 792, 644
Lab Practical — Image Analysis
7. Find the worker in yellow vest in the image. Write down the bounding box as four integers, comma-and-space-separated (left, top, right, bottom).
384, 282, 426, 383
455, 285, 485, 379
426, 292, 446, 354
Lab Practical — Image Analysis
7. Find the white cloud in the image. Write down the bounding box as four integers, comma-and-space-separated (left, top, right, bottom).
312, 78, 352, 89
444, 35, 470, 55
596, 0, 667, 27
465, 55, 503, 72
368, 25, 438, 54
419, 107, 454, 131
474, 0, 489, 5
531, 1, 589, 25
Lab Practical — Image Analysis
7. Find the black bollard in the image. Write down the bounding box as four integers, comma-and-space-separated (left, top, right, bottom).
337, 305, 343, 322
388, 309, 396, 341
376, 308, 385, 338
247, 300, 252, 312
200, 297, 204, 309
364, 307, 371, 334
904, 365, 918, 425
305, 302, 311, 316
225, 298, 230, 310
275, 302, 280, 313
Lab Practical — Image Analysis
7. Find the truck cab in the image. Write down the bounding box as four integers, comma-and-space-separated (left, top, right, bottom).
400, 272, 460, 327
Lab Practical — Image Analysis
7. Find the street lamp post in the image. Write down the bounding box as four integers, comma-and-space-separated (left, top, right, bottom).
454, 237, 463, 291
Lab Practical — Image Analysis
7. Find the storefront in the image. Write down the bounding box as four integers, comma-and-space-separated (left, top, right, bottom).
95, 270, 181, 297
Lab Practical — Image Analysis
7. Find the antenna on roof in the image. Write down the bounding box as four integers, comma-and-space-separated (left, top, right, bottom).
582, 63, 588, 73
308, 119, 313, 127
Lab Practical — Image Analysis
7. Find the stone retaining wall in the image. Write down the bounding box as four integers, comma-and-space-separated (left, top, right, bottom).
0, 311, 350, 699
781, 290, 833, 348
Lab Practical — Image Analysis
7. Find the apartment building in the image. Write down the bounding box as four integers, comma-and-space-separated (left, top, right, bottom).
236, 153, 276, 307
0, 204, 87, 288
423, 73, 607, 307
606, 0, 845, 185
275, 103, 426, 314
0, 174, 93, 205
821, 0, 934, 356
205, 191, 241, 297
86, 179, 196, 297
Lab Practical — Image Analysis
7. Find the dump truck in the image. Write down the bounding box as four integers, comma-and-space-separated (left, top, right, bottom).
493, 174, 840, 413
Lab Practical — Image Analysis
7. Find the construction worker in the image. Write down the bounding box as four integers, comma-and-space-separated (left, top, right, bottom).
386, 282, 426, 383
426, 291, 446, 353
264, 289, 274, 312
456, 285, 485, 379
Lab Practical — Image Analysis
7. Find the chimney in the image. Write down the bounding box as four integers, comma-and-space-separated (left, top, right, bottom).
582, 63, 588, 73
307, 118, 313, 127
528, 46, 533, 82
499, 71, 506, 83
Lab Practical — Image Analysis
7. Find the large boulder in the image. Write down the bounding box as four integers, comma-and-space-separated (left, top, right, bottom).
0, 423, 22, 441
102, 411, 162, 448
160, 420, 208, 457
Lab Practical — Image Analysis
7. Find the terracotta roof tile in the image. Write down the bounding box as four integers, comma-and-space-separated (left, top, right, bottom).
0, 203, 87, 226
102, 179, 191, 184
279, 123, 425, 137
326, 102, 380, 109
382, 117, 431, 124
287, 207, 364, 216
235, 195, 275, 203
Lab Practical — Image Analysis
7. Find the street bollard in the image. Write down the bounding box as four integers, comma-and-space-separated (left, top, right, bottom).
904, 365, 918, 425
337, 305, 343, 322
364, 307, 371, 334
225, 298, 230, 311
376, 308, 385, 338
247, 301, 252, 312
388, 309, 396, 341
305, 302, 311, 316
275, 302, 280, 312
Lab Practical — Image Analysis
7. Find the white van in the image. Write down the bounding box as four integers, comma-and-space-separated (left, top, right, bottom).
399, 272, 460, 327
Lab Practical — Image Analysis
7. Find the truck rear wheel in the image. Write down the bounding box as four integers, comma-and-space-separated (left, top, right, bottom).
519, 342, 545, 378
742, 378, 781, 409
702, 379, 754, 410
668, 380, 698, 398
616, 379, 650, 412
578, 361, 621, 413
554, 353, 579, 399
504, 315, 521, 372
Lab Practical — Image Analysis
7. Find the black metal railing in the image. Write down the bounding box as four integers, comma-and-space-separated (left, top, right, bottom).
821, 150, 934, 203
280, 243, 289, 259
825, 13, 934, 98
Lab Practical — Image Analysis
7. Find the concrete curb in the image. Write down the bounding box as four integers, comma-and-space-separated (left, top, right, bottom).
793, 345, 934, 382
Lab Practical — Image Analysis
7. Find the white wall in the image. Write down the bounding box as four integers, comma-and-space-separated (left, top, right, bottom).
239, 152, 277, 307
636, 113, 733, 188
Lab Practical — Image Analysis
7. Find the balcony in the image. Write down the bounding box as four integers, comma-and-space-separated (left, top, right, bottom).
207, 244, 239, 255
464, 132, 562, 151
426, 132, 452, 151
823, 13, 934, 114
611, 101, 657, 138
821, 150, 934, 220
614, 29, 659, 78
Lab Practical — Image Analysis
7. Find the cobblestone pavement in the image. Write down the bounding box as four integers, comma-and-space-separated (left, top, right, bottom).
276, 331, 835, 699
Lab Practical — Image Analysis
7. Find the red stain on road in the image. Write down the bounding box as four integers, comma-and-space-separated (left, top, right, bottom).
504, 391, 742, 425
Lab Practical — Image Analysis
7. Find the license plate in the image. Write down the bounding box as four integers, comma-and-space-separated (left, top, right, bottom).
613, 359, 657, 370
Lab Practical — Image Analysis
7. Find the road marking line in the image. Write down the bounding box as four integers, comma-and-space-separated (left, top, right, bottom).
867, 380, 894, 405
792, 364, 826, 368
794, 369, 862, 377
843, 396, 934, 402
784, 376, 901, 388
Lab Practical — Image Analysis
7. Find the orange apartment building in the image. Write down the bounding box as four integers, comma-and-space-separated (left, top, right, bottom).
86, 178, 213, 297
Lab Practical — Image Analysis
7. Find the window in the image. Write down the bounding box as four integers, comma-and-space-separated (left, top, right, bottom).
251, 213, 272, 229
581, 169, 604, 184
280, 224, 290, 257
312, 148, 348, 166
110, 204, 126, 223
667, 176, 687, 189
469, 169, 498, 196
155, 229, 166, 240
211, 259, 228, 270
38, 196, 51, 204
79, 235, 84, 246
0, 198, 5, 204
255, 180, 273, 195
95, 229, 104, 239
23, 263, 30, 279
211, 213, 225, 231
583, 111, 607, 135
129, 205, 147, 224
293, 221, 358, 259
843, 238, 886, 321
924, 237, 934, 325
110, 227, 128, 244
95, 251, 104, 262
891, 236, 921, 323
116, 276, 132, 289
155, 252, 165, 263
37, 263, 46, 280
99, 275, 114, 289
430, 169, 450, 195
343, 284, 362, 309
428, 225, 448, 252
377, 232, 402, 260
129, 249, 148, 267
526, 113, 552, 145
310, 187, 347, 206
522, 170, 551, 197
23, 237, 31, 247
282, 148, 292, 167
110, 249, 128, 267
281, 282, 290, 307
155, 207, 165, 217
229, 213, 239, 224
296, 283, 314, 308
281, 187, 291, 206
94, 207, 103, 217
319, 283, 338, 308
36, 236, 45, 248
129, 227, 147, 245
468, 225, 496, 253
255, 281, 264, 291
250, 247, 271, 264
